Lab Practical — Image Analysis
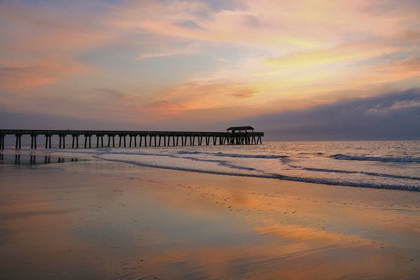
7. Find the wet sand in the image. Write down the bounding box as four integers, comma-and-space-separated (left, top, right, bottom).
1, 153, 420, 279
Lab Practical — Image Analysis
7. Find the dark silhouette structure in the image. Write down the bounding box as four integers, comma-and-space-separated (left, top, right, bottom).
0, 128, 264, 150
226, 126, 255, 133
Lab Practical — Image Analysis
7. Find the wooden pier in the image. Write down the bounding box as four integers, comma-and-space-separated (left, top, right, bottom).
0, 127, 264, 150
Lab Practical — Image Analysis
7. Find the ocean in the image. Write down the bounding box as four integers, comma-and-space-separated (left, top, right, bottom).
2, 140, 420, 279
2, 140, 419, 191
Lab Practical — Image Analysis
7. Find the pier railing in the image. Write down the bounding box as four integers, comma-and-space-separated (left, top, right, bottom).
0, 129, 264, 149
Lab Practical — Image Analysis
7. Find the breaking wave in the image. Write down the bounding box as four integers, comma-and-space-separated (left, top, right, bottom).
95, 155, 420, 192
332, 154, 420, 163
36, 140, 420, 192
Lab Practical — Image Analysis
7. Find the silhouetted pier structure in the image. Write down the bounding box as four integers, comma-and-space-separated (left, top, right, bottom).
0, 127, 264, 150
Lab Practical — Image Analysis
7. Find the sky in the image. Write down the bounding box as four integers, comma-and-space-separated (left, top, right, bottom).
1, 0, 420, 140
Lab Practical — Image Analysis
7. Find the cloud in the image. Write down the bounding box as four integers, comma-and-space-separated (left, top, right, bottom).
0, 85, 146, 126
138, 42, 201, 59
142, 80, 264, 118
90, 88, 126, 100
0, 1, 112, 55
233, 88, 420, 140
110, 0, 420, 52
0, 57, 87, 91
264, 43, 396, 68
229, 89, 257, 99
1, 0, 420, 133
0, 1, 114, 91
0, 110, 135, 131
174, 20, 206, 30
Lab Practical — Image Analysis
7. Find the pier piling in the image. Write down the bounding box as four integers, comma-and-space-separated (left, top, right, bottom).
0, 134, 5, 150
15, 134, 22, 149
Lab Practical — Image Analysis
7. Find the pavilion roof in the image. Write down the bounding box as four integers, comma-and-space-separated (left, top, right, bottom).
226, 126, 254, 131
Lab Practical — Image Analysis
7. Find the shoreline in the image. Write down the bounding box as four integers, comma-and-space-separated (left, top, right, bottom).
2, 148, 420, 192
1, 151, 420, 279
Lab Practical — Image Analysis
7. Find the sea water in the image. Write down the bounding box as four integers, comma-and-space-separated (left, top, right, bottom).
2, 141, 420, 191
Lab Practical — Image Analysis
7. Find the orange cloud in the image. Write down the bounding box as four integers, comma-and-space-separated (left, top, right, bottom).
141, 81, 263, 119
0, 57, 87, 91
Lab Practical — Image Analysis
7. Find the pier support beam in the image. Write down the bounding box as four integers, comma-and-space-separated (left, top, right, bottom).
129, 135, 137, 147
72, 135, 79, 148
15, 134, 22, 149
45, 135, 52, 149
141, 136, 147, 147
96, 135, 104, 148
118, 135, 127, 147
108, 135, 115, 147
0, 134, 4, 150
84, 135, 92, 148
59, 135, 66, 149
30, 134, 37, 149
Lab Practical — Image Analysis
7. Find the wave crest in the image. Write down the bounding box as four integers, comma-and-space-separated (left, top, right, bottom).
332, 154, 420, 163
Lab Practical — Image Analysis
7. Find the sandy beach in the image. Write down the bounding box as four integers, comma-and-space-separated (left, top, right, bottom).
0, 151, 419, 279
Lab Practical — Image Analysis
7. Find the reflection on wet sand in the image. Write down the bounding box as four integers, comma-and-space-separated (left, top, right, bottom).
0, 152, 79, 166
0, 160, 419, 279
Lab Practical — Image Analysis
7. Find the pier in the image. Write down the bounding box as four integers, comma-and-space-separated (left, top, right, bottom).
0, 127, 264, 150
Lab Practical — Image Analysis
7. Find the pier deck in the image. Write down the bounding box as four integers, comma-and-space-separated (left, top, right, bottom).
0, 129, 264, 149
